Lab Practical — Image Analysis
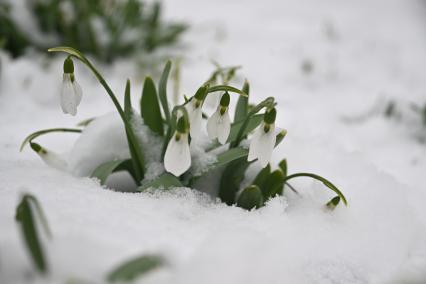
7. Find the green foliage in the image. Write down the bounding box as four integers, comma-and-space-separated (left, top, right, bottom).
15, 194, 51, 274
237, 185, 264, 210
107, 254, 165, 282
141, 77, 164, 136
0, 0, 186, 62
24, 47, 347, 211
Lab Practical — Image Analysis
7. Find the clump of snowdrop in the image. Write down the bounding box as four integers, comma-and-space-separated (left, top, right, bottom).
21, 46, 347, 210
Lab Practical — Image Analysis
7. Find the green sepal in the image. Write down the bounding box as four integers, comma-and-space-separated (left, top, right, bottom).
326, 196, 341, 210
90, 159, 136, 185
193, 85, 209, 101
63, 56, 74, 74
220, 92, 230, 107
264, 108, 276, 124
137, 173, 183, 191
237, 185, 263, 210
141, 76, 164, 136
106, 254, 165, 283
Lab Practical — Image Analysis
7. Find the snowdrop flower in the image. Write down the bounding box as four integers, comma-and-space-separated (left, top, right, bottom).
164, 116, 191, 176
30, 142, 68, 171
248, 108, 277, 167
207, 92, 231, 144
186, 99, 203, 138
61, 57, 82, 116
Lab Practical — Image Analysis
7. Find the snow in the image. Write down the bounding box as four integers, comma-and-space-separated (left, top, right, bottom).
1, 0, 426, 283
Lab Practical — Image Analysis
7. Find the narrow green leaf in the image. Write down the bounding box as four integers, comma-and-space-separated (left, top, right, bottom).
252, 164, 271, 189
237, 185, 263, 210
158, 60, 172, 123
207, 85, 247, 97
278, 159, 287, 177
20, 128, 82, 151
219, 158, 250, 205
90, 159, 135, 185
124, 79, 132, 120
137, 173, 183, 191
283, 173, 348, 206
261, 169, 285, 199
76, 117, 96, 127
141, 76, 164, 136
234, 80, 249, 122
107, 254, 165, 283
227, 114, 263, 143
15, 194, 49, 273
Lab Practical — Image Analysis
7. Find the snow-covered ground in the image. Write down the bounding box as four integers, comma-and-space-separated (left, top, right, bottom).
1, 0, 426, 283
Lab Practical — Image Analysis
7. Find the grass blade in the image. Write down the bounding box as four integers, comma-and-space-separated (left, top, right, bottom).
158, 60, 172, 123
90, 159, 135, 185
15, 194, 50, 274
141, 76, 164, 136
137, 173, 183, 191
107, 254, 165, 283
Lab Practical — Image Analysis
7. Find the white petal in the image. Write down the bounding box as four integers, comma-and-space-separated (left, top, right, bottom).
188, 103, 203, 138
247, 126, 262, 161
207, 110, 220, 140
164, 133, 191, 176
256, 124, 276, 167
60, 74, 77, 115
217, 110, 231, 144
40, 151, 68, 171
72, 80, 83, 106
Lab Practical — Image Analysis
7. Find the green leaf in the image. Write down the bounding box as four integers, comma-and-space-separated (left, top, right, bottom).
107, 254, 165, 283
207, 85, 247, 97
20, 128, 82, 151
283, 173, 348, 206
158, 60, 172, 123
15, 194, 50, 274
219, 158, 250, 205
278, 159, 287, 177
141, 76, 164, 136
124, 79, 132, 120
237, 185, 263, 210
123, 81, 145, 184
252, 164, 271, 189
261, 169, 285, 199
234, 80, 249, 122
90, 159, 135, 185
137, 173, 183, 191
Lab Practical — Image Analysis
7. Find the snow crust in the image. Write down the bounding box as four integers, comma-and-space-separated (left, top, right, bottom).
1, 0, 426, 283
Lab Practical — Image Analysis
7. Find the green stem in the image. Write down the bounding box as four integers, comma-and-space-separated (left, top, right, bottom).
282, 173, 347, 206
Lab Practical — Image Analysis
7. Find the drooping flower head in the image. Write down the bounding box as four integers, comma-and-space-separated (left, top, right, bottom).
61, 57, 82, 116
207, 92, 231, 144
248, 107, 277, 167
30, 142, 68, 171
164, 116, 191, 176
186, 85, 208, 138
